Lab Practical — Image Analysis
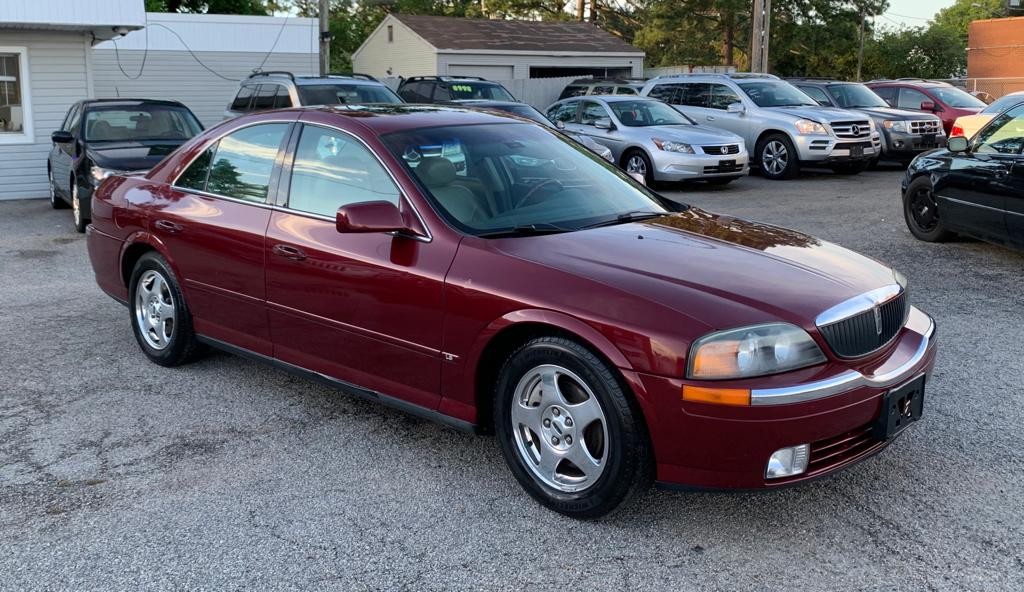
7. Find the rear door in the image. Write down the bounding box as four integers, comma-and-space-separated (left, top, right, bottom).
152, 120, 293, 355
265, 121, 455, 409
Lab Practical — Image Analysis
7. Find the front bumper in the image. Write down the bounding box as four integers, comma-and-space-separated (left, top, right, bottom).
793, 133, 882, 163
640, 306, 937, 489
882, 130, 945, 159
650, 150, 750, 182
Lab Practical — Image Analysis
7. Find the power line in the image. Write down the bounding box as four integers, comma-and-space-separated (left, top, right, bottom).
883, 11, 931, 21
147, 23, 241, 81
255, 15, 290, 72
111, 15, 149, 80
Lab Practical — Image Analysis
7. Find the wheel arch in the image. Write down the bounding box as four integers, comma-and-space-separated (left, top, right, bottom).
754, 128, 795, 152
119, 233, 178, 290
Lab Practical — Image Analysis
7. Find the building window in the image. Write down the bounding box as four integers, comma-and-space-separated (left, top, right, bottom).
0, 47, 32, 144
387, 25, 393, 43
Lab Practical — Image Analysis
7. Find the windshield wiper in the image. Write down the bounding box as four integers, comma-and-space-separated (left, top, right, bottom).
578, 210, 666, 230
476, 223, 572, 239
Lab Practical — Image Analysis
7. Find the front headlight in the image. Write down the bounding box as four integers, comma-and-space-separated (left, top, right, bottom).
794, 119, 829, 135
687, 323, 826, 380
90, 165, 115, 184
883, 120, 908, 133
652, 138, 695, 154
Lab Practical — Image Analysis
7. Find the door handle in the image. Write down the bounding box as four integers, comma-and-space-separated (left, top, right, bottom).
153, 219, 182, 234
706, 116, 716, 121
272, 244, 307, 261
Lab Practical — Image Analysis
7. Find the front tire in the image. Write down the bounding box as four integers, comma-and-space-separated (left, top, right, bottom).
903, 176, 953, 242
623, 149, 656, 188
756, 134, 800, 180
494, 336, 652, 519
129, 252, 203, 367
71, 178, 88, 233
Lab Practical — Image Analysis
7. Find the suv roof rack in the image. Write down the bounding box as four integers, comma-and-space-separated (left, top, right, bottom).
785, 77, 837, 82
652, 72, 779, 81
325, 72, 378, 81
866, 78, 951, 85
402, 75, 489, 83
247, 70, 295, 81
570, 77, 647, 84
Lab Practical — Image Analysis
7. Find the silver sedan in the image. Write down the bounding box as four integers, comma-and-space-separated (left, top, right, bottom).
546, 95, 750, 186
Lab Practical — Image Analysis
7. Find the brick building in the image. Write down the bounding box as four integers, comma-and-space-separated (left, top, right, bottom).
967, 16, 1024, 98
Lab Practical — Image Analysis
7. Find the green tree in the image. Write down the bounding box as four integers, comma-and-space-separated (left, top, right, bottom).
145, 0, 273, 14
931, 0, 1005, 43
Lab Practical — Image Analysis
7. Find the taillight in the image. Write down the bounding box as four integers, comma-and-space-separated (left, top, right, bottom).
950, 123, 964, 137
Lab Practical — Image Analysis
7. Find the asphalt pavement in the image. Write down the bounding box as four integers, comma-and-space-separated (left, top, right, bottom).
1, 167, 1022, 591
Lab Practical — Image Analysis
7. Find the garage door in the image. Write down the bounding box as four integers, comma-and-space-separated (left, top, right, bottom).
447, 65, 514, 80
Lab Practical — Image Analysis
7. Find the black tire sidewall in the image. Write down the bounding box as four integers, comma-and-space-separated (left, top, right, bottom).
128, 252, 197, 367
493, 337, 649, 519
757, 134, 799, 180
903, 176, 951, 242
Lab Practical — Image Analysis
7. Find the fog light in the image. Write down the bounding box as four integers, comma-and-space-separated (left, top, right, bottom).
766, 444, 810, 479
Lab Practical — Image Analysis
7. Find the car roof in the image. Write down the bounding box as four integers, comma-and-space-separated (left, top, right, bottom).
294, 104, 535, 135
82, 98, 189, 108
571, 95, 661, 104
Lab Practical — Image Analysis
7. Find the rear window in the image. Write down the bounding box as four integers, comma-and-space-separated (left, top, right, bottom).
297, 83, 403, 105
84, 104, 203, 142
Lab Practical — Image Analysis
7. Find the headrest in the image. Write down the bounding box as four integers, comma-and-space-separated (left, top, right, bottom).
417, 156, 457, 187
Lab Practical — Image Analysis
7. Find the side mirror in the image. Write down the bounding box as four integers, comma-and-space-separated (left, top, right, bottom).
594, 117, 614, 130
947, 136, 969, 153
920, 100, 936, 112
726, 102, 745, 114
627, 171, 647, 186
51, 130, 74, 144
336, 200, 409, 234
555, 120, 566, 130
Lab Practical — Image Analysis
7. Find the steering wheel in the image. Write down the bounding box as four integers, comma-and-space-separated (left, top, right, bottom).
514, 179, 563, 208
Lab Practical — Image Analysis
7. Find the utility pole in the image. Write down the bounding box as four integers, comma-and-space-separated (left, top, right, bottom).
577, 0, 585, 21
318, 0, 330, 75
750, 0, 771, 73
856, 8, 867, 81
588, 0, 597, 23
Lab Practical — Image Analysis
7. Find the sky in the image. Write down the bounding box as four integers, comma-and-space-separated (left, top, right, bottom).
880, 0, 957, 28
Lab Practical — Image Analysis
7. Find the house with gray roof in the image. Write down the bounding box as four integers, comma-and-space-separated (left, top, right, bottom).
352, 14, 644, 81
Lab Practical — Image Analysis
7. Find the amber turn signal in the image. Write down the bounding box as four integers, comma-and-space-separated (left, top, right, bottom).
682, 385, 751, 406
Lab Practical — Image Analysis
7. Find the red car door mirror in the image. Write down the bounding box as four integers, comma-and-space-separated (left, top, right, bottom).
336, 200, 409, 234
920, 100, 936, 112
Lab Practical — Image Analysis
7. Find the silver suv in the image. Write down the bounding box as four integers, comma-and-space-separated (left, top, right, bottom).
224, 71, 402, 119
640, 73, 882, 179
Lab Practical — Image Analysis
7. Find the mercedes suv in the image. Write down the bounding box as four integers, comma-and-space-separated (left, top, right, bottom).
641, 73, 881, 179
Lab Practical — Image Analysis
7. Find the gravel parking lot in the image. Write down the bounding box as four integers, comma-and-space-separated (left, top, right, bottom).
2, 168, 1023, 591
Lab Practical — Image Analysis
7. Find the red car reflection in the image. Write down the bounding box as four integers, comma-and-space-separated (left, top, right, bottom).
87, 106, 936, 518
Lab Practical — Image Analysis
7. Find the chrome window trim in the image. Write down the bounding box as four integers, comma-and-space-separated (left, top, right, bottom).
815, 284, 902, 327
751, 307, 934, 406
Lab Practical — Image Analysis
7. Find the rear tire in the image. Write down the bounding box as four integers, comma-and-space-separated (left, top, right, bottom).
903, 176, 953, 242
494, 336, 652, 519
756, 134, 800, 180
129, 252, 204, 367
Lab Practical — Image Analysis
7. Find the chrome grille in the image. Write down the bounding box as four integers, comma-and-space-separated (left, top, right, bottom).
701, 144, 740, 155
818, 291, 908, 358
909, 120, 941, 135
831, 120, 872, 139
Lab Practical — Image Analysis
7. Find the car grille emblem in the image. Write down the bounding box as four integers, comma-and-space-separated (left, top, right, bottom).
851, 124, 861, 136
873, 306, 883, 336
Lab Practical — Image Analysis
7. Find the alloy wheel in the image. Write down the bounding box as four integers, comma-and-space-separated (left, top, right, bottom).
626, 154, 647, 177
909, 185, 939, 232
762, 140, 788, 176
511, 364, 608, 493
134, 270, 176, 350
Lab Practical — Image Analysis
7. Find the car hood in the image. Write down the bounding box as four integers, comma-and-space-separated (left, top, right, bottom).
87, 140, 186, 171
496, 208, 899, 331
639, 124, 743, 144
849, 106, 938, 121
767, 105, 867, 123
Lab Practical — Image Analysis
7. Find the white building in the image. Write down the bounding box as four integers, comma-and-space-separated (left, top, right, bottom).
0, 1, 317, 201
352, 14, 645, 81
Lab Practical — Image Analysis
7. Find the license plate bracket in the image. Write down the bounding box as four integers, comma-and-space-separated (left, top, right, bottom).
872, 375, 926, 439
850, 145, 864, 158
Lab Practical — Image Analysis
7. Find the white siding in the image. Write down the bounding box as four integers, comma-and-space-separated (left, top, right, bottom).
437, 52, 643, 79
0, 30, 89, 200
447, 64, 514, 79
92, 49, 317, 126
94, 13, 317, 54
352, 15, 438, 79
0, 0, 144, 31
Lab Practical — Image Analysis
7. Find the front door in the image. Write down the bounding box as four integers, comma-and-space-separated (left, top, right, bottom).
265, 122, 455, 409
977, 105, 1024, 246
50, 104, 81, 197
149, 121, 293, 355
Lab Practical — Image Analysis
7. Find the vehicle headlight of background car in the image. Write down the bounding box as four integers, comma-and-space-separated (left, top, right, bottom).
91, 165, 120, 184
883, 120, 909, 133
652, 138, 695, 153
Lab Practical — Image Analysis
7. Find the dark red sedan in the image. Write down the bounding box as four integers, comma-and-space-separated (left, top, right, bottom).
87, 105, 937, 518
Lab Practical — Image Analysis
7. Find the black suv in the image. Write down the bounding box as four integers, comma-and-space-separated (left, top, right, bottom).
225, 71, 402, 119
397, 76, 517, 103
788, 78, 944, 165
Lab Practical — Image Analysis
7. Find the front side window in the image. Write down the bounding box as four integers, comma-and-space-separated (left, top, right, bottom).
297, 83, 402, 105
930, 86, 986, 109
798, 85, 831, 106
83, 104, 203, 142
974, 104, 1024, 155
738, 81, 817, 107
287, 125, 400, 217
826, 84, 888, 108
709, 84, 742, 110
176, 148, 214, 192
873, 86, 897, 106
580, 101, 609, 126
608, 100, 694, 126
897, 88, 931, 111
547, 101, 579, 124
206, 123, 288, 202
0, 47, 32, 141
381, 123, 668, 234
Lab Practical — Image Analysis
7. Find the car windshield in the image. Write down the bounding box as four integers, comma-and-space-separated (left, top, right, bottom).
827, 84, 889, 108
446, 82, 516, 101
83, 105, 202, 142
738, 81, 818, 107
930, 86, 986, 109
608, 100, 694, 126
381, 123, 670, 236
982, 93, 1024, 115
297, 83, 403, 105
